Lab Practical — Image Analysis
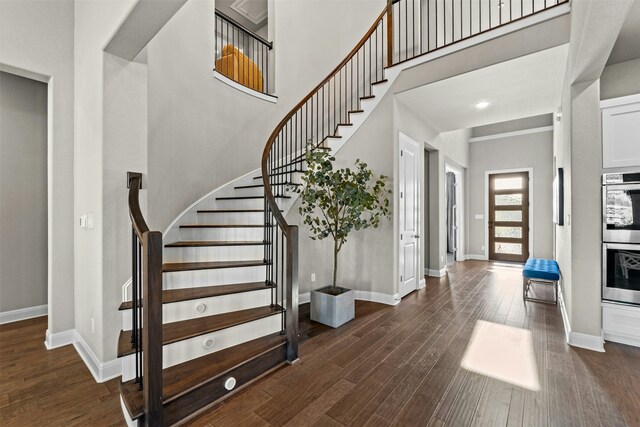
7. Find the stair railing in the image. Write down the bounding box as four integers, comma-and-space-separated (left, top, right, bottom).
127, 172, 163, 427
261, 0, 568, 361
215, 10, 273, 94
262, 5, 390, 362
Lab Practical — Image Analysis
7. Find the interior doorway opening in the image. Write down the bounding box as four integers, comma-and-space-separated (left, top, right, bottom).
445, 163, 463, 265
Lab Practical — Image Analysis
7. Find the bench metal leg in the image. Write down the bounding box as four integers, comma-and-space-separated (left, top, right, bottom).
523, 278, 558, 305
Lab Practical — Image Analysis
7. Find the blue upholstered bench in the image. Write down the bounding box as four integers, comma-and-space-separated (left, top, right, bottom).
523, 258, 560, 305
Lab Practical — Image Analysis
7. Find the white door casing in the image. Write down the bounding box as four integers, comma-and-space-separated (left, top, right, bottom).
399, 133, 421, 298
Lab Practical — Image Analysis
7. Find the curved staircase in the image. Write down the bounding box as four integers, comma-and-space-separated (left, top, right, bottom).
117, 0, 570, 424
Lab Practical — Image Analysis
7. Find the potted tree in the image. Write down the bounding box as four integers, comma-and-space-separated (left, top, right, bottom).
297, 150, 391, 328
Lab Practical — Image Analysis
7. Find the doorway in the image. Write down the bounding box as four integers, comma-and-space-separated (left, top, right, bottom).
445, 164, 462, 264
0, 71, 48, 320
488, 172, 530, 263
399, 132, 421, 298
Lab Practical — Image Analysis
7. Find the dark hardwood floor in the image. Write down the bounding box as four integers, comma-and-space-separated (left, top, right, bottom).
1, 260, 639, 426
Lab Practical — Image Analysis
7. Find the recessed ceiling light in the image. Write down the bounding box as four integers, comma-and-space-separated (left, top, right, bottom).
475, 101, 490, 109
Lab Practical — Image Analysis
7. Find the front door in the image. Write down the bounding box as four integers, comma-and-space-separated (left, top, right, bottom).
399, 133, 420, 298
488, 172, 530, 263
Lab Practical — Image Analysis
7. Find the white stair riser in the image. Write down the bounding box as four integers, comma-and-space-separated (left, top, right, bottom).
196, 211, 264, 224
214, 198, 265, 209
121, 314, 282, 377
121, 289, 272, 328
179, 227, 265, 241
229, 187, 265, 197
163, 265, 266, 288
163, 245, 265, 263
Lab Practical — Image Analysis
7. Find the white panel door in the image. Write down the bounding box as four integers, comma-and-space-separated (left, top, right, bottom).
399, 133, 420, 298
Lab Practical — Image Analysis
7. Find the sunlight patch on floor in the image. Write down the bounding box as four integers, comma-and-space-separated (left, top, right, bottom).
461, 320, 540, 391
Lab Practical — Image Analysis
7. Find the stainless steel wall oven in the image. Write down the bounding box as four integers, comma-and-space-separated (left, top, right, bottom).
603, 172, 640, 305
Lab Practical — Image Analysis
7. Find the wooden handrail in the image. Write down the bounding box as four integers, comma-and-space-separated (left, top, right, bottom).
127, 172, 149, 241
261, 5, 388, 234
126, 171, 163, 427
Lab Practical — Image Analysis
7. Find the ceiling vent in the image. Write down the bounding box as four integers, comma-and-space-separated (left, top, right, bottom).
230, 0, 268, 25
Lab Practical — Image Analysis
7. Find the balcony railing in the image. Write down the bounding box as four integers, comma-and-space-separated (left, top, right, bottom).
214, 11, 272, 95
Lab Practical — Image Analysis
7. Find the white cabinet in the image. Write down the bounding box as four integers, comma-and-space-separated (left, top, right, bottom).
603, 302, 640, 348
601, 94, 640, 169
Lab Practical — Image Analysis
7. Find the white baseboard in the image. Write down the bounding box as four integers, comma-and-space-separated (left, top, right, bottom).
465, 254, 489, 261
0, 304, 47, 324
299, 292, 311, 304
44, 328, 75, 349
569, 331, 605, 352
604, 332, 640, 348
73, 331, 122, 382
558, 288, 604, 352
426, 268, 447, 278
418, 278, 426, 289
557, 287, 572, 344
44, 328, 121, 382
299, 290, 400, 306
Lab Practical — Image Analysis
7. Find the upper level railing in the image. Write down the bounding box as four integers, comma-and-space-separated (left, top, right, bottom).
127, 172, 163, 427
261, 0, 568, 360
388, 0, 568, 65
215, 11, 272, 95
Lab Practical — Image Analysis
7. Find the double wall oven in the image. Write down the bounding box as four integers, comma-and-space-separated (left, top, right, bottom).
602, 172, 640, 305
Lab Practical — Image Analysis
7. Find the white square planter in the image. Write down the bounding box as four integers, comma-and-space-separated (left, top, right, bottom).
310, 286, 355, 328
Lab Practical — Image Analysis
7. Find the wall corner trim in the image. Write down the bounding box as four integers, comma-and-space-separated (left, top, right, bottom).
0, 304, 48, 324
44, 328, 75, 350
426, 268, 447, 277
44, 329, 122, 382
558, 289, 605, 352
73, 331, 122, 383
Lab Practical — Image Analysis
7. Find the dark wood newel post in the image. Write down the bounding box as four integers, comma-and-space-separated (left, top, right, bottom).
286, 225, 299, 362
387, 0, 393, 67
143, 230, 163, 426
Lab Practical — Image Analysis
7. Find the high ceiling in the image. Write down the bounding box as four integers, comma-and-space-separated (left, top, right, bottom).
607, 0, 640, 66
395, 44, 569, 133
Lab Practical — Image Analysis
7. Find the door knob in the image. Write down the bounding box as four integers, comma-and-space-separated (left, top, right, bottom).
413, 234, 420, 238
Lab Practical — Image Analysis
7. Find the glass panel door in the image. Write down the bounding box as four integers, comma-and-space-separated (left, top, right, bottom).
489, 172, 530, 263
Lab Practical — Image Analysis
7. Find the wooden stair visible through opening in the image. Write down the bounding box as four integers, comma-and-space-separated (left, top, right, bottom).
119, 333, 287, 425
117, 305, 283, 357
118, 281, 276, 310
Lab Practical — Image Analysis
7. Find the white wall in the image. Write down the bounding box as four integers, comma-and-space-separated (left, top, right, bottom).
147, 0, 385, 232
288, 95, 395, 297
554, 0, 633, 345
600, 58, 640, 100
74, 0, 141, 361
467, 128, 554, 260
0, 0, 75, 334
0, 72, 48, 313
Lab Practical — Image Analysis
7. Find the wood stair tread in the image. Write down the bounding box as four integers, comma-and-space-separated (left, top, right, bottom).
360, 95, 375, 100
117, 305, 283, 357
165, 240, 267, 247
162, 259, 267, 273
179, 224, 269, 229
119, 332, 287, 421
118, 281, 275, 311
371, 79, 388, 85
235, 182, 301, 190
197, 209, 279, 213
216, 195, 291, 200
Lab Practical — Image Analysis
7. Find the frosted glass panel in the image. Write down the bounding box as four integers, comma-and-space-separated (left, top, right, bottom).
495, 242, 522, 255
495, 227, 522, 238
496, 211, 522, 222
495, 177, 523, 190
496, 194, 522, 206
